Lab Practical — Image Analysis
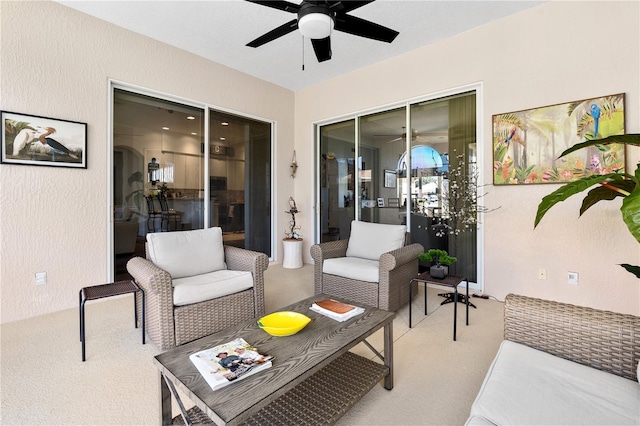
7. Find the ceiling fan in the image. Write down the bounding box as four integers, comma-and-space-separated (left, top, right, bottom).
245, 1, 399, 63
376, 128, 431, 144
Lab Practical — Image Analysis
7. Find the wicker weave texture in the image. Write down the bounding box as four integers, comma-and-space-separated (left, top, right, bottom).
310, 234, 423, 312
172, 352, 388, 425
173, 289, 255, 346
127, 242, 268, 351
504, 293, 640, 381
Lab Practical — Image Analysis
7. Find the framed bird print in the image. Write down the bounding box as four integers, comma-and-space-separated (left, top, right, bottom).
1, 111, 87, 168
492, 93, 625, 185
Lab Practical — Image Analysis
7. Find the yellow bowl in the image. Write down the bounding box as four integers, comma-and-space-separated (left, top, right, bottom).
257, 311, 311, 336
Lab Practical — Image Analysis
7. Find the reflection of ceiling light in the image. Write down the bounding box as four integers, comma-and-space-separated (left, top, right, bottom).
191, 132, 197, 135
187, 116, 195, 120
162, 126, 170, 130
220, 137, 226, 141
221, 122, 229, 126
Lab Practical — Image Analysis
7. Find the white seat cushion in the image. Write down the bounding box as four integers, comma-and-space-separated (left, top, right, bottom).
147, 227, 226, 279
172, 270, 253, 306
469, 340, 640, 425
323, 257, 380, 283
345, 221, 406, 261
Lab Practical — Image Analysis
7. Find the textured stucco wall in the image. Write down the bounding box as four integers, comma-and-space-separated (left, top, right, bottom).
294, 1, 640, 314
0, 0, 295, 323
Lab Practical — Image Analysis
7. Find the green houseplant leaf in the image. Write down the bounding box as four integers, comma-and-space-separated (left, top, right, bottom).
621, 185, 640, 243
535, 134, 640, 278
534, 173, 623, 228
559, 134, 640, 157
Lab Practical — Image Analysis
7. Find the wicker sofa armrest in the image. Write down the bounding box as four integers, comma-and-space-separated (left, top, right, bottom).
224, 245, 268, 317
379, 242, 424, 272
126, 256, 173, 296
504, 293, 640, 381
224, 245, 269, 274
310, 239, 349, 295
310, 239, 349, 262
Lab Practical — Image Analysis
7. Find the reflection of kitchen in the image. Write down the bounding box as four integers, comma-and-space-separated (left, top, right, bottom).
147, 140, 246, 246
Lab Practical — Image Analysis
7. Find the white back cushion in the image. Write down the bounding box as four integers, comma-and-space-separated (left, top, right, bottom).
147, 227, 226, 279
345, 221, 406, 261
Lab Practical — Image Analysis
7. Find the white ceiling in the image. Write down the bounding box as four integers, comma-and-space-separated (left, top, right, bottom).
57, 0, 543, 92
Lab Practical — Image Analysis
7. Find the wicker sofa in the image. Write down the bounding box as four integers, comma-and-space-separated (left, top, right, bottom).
466, 294, 640, 425
127, 228, 268, 350
310, 221, 423, 312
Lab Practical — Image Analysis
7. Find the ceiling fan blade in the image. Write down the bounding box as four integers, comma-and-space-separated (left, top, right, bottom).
245, 0, 300, 14
247, 19, 298, 48
334, 14, 399, 43
336, 1, 375, 13
311, 36, 332, 62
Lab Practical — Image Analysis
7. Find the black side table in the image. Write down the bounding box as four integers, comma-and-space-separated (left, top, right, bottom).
409, 271, 469, 341
79, 280, 145, 361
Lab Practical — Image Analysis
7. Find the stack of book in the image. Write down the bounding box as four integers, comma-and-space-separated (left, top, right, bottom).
189, 337, 273, 391
310, 299, 364, 322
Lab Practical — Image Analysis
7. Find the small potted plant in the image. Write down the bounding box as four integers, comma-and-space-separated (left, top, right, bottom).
419, 249, 457, 279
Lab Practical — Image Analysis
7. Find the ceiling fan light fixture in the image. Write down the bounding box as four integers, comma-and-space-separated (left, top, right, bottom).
298, 12, 333, 39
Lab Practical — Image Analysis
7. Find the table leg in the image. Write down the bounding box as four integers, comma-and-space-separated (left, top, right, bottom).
159, 373, 172, 426
81, 297, 87, 361
78, 290, 82, 341
424, 281, 428, 315
133, 291, 138, 329
408, 279, 413, 328
465, 278, 469, 326
383, 322, 393, 390
453, 287, 458, 342
140, 288, 146, 345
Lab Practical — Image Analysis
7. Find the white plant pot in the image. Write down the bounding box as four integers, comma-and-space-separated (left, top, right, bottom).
282, 239, 303, 269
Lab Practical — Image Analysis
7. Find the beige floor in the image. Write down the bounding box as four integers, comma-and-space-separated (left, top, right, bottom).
0, 264, 504, 425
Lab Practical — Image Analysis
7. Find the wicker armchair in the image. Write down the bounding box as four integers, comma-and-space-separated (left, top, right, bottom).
311, 221, 424, 312
127, 228, 268, 350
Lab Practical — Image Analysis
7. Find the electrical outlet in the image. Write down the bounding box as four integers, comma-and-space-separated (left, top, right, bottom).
35, 272, 46, 285
568, 272, 579, 285
537, 268, 547, 280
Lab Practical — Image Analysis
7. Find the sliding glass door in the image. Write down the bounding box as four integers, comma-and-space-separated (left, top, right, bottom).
112, 88, 271, 280
317, 91, 479, 283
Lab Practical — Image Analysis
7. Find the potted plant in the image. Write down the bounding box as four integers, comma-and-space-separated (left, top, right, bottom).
534, 134, 640, 278
419, 249, 457, 279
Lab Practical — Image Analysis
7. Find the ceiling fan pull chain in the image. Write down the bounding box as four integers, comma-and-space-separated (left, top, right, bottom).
302, 35, 305, 71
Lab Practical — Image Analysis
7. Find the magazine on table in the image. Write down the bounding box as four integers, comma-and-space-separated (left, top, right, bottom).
189, 337, 273, 391
310, 299, 365, 322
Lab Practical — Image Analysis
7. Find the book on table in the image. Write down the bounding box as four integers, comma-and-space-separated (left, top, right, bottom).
310, 299, 365, 322
189, 337, 273, 391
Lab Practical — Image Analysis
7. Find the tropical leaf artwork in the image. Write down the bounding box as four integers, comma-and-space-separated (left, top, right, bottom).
492, 94, 625, 185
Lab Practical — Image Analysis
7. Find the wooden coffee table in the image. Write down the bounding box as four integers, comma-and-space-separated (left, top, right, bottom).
154, 294, 394, 425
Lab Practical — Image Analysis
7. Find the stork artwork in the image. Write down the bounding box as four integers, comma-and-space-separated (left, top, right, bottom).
1, 111, 86, 168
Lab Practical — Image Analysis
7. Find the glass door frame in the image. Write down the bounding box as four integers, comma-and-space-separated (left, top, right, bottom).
107, 80, 276, 281
314, 83, 485, 291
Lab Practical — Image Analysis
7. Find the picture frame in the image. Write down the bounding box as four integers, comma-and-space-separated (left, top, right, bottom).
1, 111, 87, 168
384, 169, 397, 188
492, 94, 624, 185
377, 197, 385, 208
387, 197, 399, 208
